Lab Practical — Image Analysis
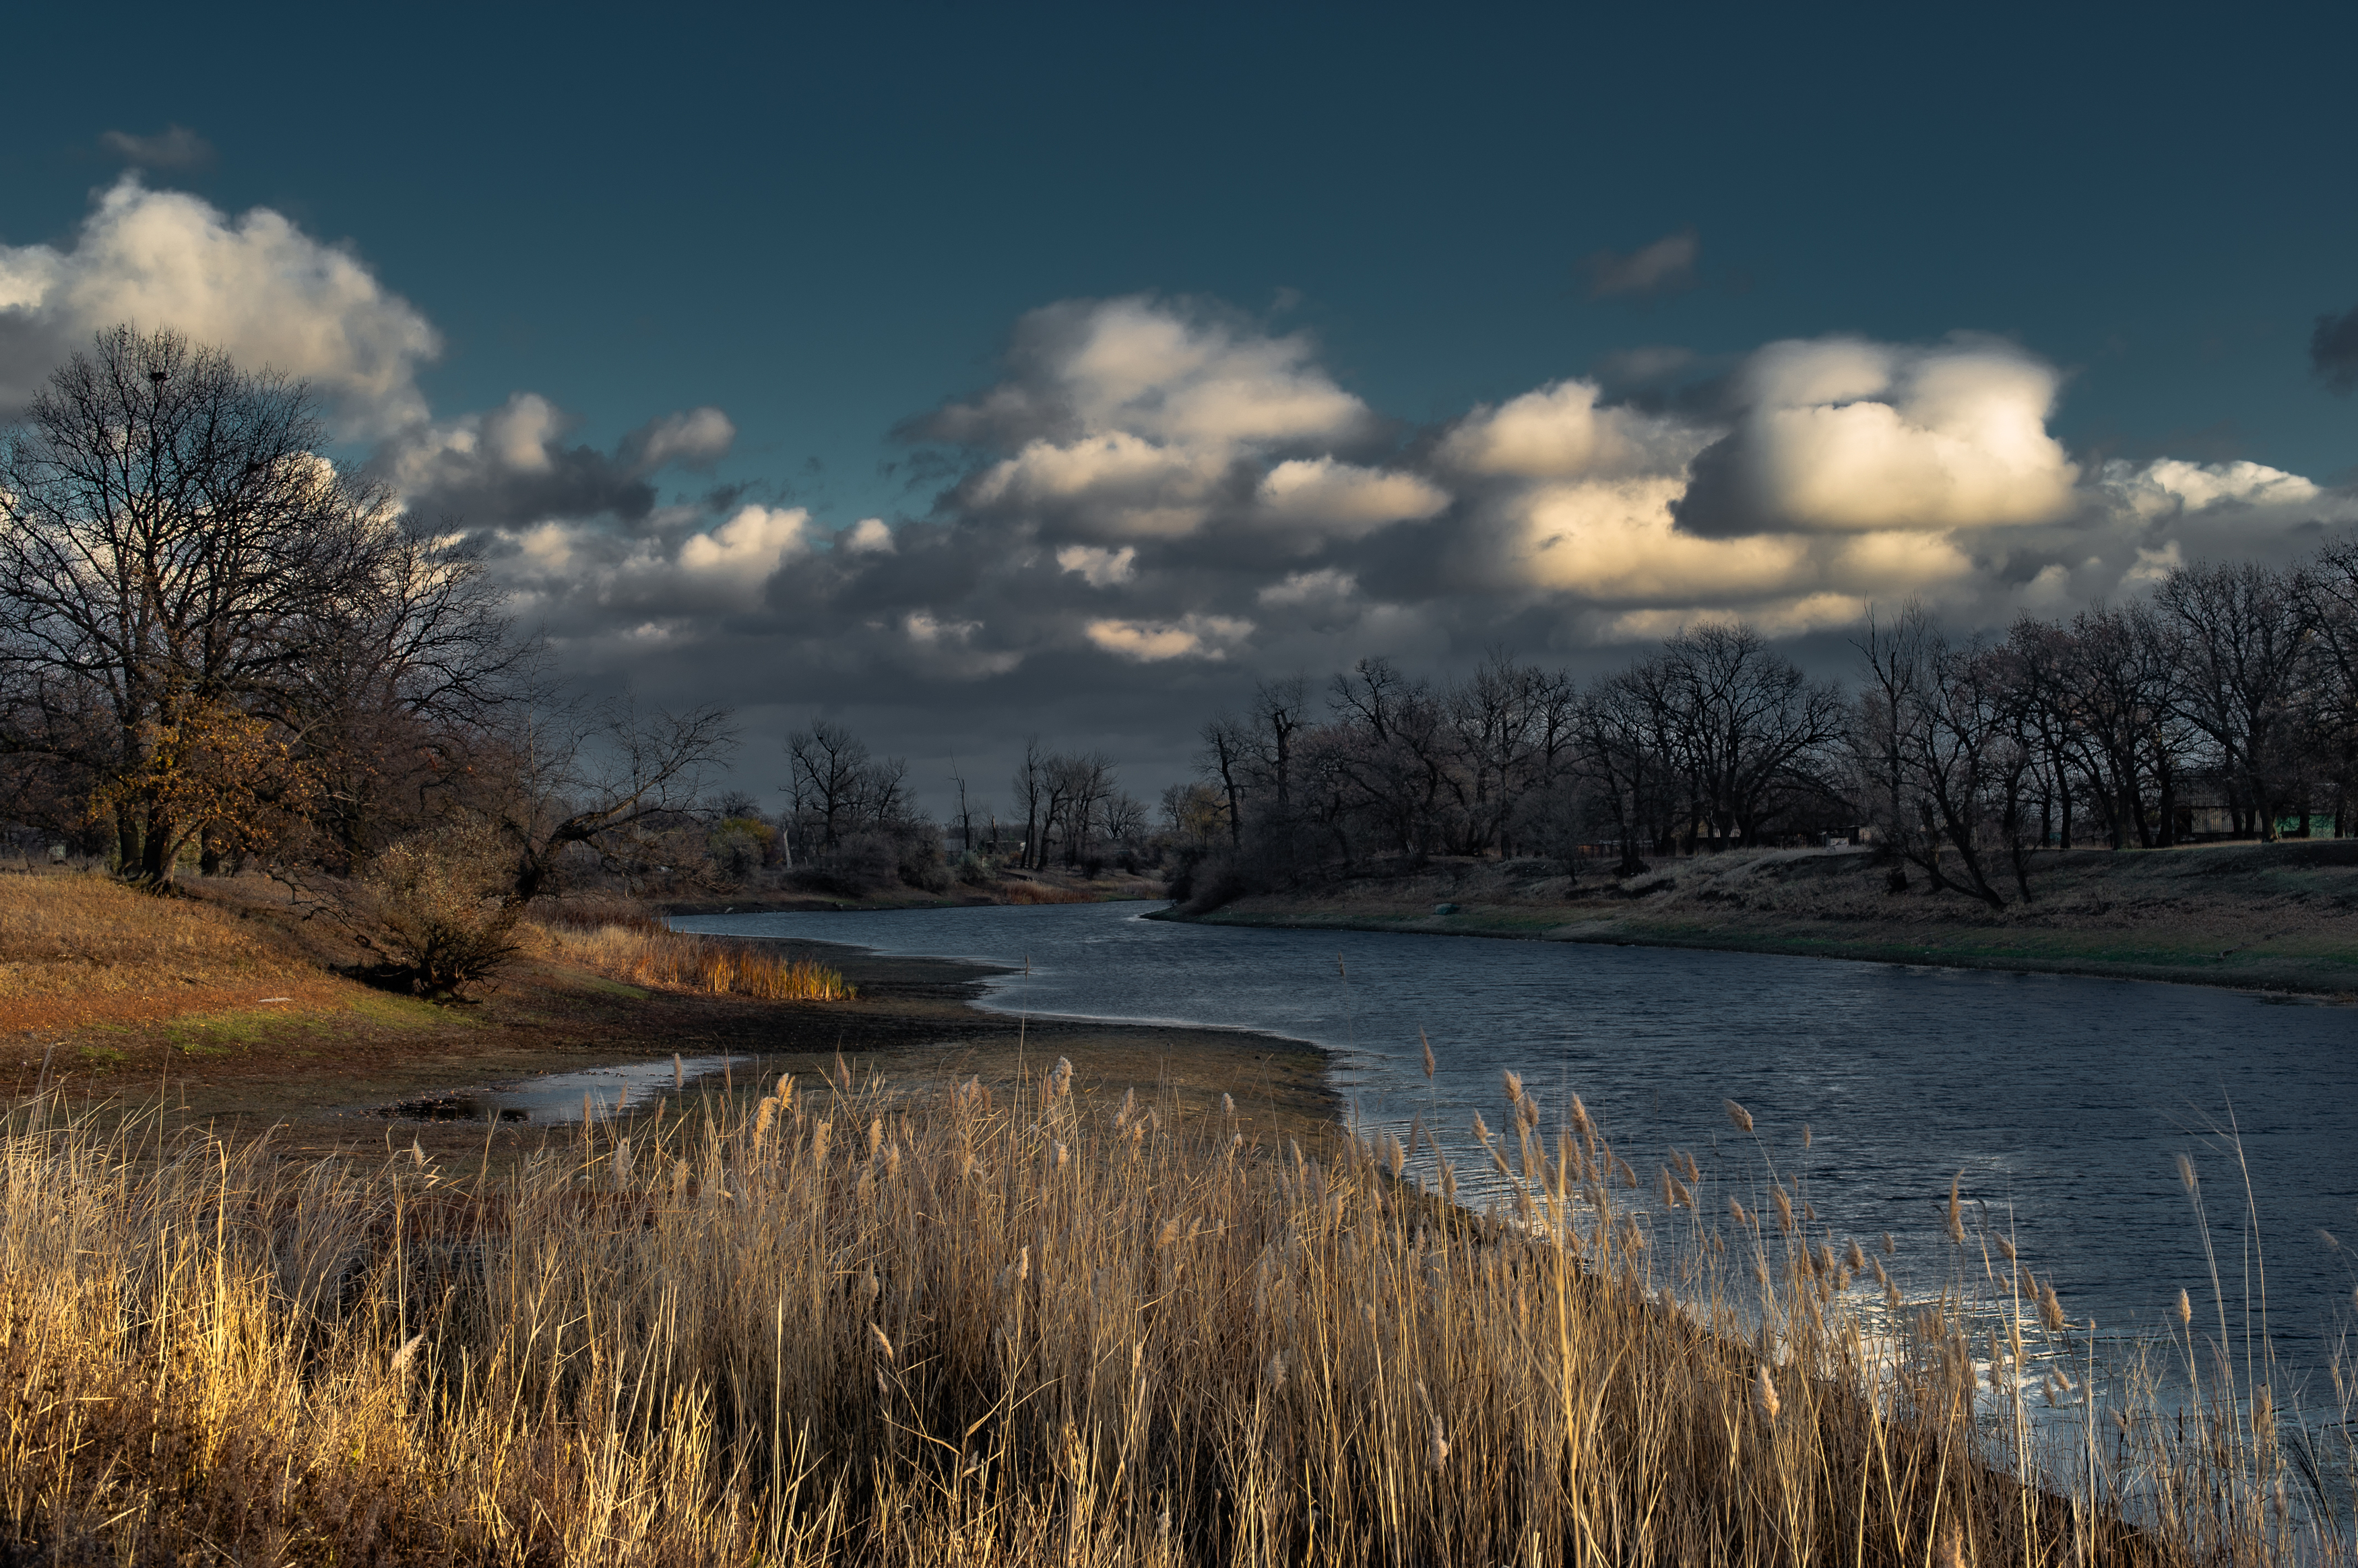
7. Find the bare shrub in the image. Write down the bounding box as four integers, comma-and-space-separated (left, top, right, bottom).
352, 824, 521, 1000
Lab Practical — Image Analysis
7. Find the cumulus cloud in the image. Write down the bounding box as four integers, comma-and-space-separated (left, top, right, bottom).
1440, 379, 1702, 480
462, 292, 2357, 721
492, 500, 811, 631
1056, 544, 1135, 585
1084, 614, 1256, 662
921, 296, 1380, 545
0, 176, 437, 432
1579, 227, 1699, 300
381, 394, 738, 527
623, 406, 735, 470
679, 504, 808, 582
302, 275, 2354, 828
2311, 302, 2358, 395
1673, 336, 2079, 537
1254, 458, 1448, 540
2096, 457, 2327, 520
98, 125, 216, 171
843, 517, 897, 554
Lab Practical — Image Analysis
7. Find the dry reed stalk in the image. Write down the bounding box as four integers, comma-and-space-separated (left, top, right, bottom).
0, 1073, 2340, 1567
532, 920, 856, 1002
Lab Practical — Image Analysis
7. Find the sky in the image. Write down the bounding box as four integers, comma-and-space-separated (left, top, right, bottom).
3, 1, 2355, 819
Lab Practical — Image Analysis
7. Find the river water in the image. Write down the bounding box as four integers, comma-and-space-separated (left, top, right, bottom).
676, 901, 2357, 1381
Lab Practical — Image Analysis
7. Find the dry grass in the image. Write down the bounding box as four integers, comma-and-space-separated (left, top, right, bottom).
0, 869, 315, 1000
3, 1066, 2343, 1565
533, 917, 857, 1002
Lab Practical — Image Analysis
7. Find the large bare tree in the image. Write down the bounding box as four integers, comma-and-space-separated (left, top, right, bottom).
0, 328, 375, 879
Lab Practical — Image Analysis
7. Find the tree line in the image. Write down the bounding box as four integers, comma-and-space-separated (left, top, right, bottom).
15, 325, 2352, 960
1181, 544, 2358, 907
777, 721, 1150, 882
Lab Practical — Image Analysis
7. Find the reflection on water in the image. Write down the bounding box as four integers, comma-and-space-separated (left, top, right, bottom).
675, 901, 2358, 1373
383, 1054, 752, 1125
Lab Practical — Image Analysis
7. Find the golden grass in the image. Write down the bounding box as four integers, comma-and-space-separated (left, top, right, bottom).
534, 919, 856, 1001
3, 1068, 2342, 1565
0, 869, 313, 999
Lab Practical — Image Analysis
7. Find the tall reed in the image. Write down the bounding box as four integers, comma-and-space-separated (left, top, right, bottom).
534, 920, 856, 1001
0, 1069, 2345, 1564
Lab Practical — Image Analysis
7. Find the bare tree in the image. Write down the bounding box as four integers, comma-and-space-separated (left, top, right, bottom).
491, 698, 738, 903
1011, 736, 1046, 868
1657, 623, 1845, 851
0, 326, 418, 883
1195, 715, 1248, 848
2155, 560, 2317, 841
785, 718, 870, 850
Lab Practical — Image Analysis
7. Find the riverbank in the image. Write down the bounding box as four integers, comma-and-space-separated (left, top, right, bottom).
1162, 839, 2358, 996
0, 870, 1336, 1163
3, 873, 2323, 1564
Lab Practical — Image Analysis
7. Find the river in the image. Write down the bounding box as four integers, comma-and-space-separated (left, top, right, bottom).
676, 900, 2357, 1382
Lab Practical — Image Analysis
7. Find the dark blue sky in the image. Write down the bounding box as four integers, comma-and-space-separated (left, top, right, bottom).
4, 2, 2354, 803
9, 3, 2349, 504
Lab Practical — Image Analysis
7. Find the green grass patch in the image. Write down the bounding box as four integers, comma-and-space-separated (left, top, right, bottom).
341, 991, 461, 1028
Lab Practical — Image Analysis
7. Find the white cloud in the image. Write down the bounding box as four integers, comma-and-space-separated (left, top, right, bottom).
1083, 614, 1254, 662
1056, 544, 1136, 585
1440, 379, 1702, 480
1258, 567, 1356, 607
2095, 457, 2333, 521
679, 504, 808, 581
1255, 458, 1448, 539
0, 176, 439, 434
379, 393, 741, 526
1678, 336, 2078, 535
972, 428, 1222, 540
1502, 475, 1812, 601
844, 517, 897, 553
939, 296, 1378, 544
1029, 295, 1368, 448
627, 405, 735, 469
905, 610, 979, 644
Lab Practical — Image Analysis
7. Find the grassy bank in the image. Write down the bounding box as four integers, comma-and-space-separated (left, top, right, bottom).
1166, 841, 2358, 995
5, 1067, 2338, 1565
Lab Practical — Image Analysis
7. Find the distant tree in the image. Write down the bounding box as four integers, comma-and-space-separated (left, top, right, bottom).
1194, 716, 1249, 848
2155, 560, 2317, 841
784, 719, 872, 850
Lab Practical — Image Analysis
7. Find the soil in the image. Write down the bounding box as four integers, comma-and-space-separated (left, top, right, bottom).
1168, 839, 2358, 997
